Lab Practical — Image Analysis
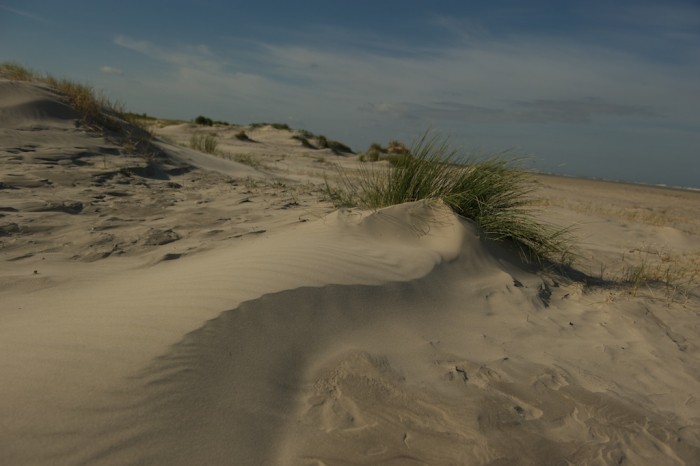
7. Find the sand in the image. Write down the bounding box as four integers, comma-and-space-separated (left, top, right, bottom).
1, 78, 700, 465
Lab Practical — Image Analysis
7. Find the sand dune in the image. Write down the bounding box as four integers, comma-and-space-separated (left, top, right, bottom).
2, 78, 700, 465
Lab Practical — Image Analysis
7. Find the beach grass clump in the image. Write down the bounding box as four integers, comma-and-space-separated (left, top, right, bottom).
49, 77, 121, 127
387, 140, 409, 154
232, 153, 263, 169
360, 141, 406, 162
190, 133, 218, 154
620, 248, 699, 301
0, 61, 35, 81
330, 133, 574, 263
360, 147, 381, 162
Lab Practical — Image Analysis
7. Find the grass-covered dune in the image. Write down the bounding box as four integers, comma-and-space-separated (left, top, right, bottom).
331, 133, 574, 264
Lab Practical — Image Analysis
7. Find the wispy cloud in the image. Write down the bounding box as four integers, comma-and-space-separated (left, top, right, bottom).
597, 2, 700, 33
360, 101, 505, 122
111, 34, 295, 114
256, 34, 693, 120
512, 98, 658, 124
0, 4, 52, 24
113, 35, 219, 72
99, 65, 123, 75
360, 98, 656, 124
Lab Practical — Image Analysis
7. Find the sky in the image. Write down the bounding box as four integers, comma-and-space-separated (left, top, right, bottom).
1, 0, 699, 188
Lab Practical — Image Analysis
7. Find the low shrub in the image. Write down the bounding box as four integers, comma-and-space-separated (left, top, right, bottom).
387, 140, 409, 154
250, 122, 291, 130
364, 148, 381, 161
327, 140, 353, 154
368, 142, 386, 153
194, 115, 214, 126
235, 130, 253, 141
292, 135, 316, 149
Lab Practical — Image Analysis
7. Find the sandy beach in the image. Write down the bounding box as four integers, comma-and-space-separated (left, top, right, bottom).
2, 77, 700, 465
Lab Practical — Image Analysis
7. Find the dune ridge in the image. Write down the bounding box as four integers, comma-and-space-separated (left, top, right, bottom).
1, 201, 470, 464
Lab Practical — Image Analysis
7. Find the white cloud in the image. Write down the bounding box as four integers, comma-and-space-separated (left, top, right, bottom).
99, 66, 123, 75
113, 35, 219, 73
111, 34, 303, 119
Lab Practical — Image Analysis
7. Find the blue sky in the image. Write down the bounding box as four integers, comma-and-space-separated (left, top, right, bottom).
2, 0, 699, 187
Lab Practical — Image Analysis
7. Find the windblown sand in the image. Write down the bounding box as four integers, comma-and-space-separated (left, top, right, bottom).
2, 79, 700, 465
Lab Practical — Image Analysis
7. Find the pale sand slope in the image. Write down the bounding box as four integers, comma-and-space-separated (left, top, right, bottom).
1, 80, 700, 465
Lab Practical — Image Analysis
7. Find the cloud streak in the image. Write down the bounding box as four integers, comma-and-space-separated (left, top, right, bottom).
113, 35, 219, 72
99, 65, 123, 75
111, 35, 305, 119
512, 98, 658, 124
360, 98, 657, 124
0, 4, 52, 24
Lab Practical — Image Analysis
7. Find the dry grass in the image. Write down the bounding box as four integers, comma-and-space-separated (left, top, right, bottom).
0, 62, 124, 130
232, 153, 264, 169
0, 62, 35, 81
533, 197, 699, 236
214, 152, 266, 170
190, 133, 218, 154
617, 248, 700, 302
47, 77, 121, 126
1, 61, 162, 164
0, 62, 138, 132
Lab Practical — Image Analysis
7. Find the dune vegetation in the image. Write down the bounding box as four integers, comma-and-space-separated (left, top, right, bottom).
1, 61, 124, 130
0, 61, 160, 163
189, 133, 218, 154
330, 133, 575, 264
